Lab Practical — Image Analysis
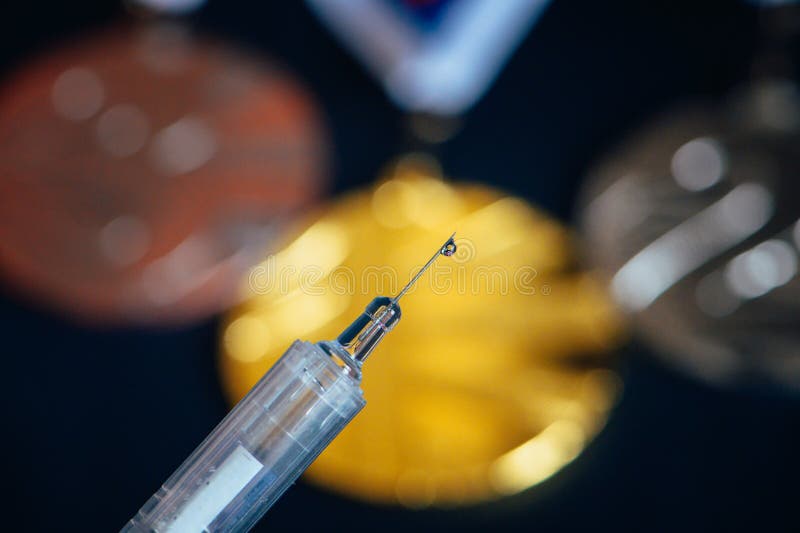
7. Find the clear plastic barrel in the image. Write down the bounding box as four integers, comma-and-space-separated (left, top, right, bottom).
123, 340, 365, 533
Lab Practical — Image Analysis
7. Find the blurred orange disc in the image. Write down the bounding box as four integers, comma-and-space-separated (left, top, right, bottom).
0, 23, 328, 324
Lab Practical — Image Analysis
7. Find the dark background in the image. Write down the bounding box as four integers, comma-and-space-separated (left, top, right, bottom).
2, 1, 799, 531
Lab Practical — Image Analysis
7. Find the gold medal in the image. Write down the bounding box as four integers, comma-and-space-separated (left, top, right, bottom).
220, 156, 624, 507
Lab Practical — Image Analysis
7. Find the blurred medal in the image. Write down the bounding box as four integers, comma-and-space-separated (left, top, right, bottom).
578, 78, 800, 391
221, 157, 624, 506
0, 23, 328, 324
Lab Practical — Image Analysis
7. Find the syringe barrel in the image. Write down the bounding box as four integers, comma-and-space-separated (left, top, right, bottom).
123, 340, 365, 533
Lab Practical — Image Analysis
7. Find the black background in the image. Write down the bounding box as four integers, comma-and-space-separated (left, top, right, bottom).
2, 1, 799, 531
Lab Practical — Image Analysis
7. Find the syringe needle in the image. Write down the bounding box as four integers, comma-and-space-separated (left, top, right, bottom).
392, 232, 457, 304
125, 231, 463, 533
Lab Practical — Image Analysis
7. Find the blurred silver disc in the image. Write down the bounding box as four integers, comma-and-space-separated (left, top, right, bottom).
578, 78, 800, 391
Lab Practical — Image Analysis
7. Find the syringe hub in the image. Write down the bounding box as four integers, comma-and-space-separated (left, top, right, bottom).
320, 234, 456, 370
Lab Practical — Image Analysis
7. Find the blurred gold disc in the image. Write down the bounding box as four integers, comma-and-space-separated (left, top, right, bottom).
220, 156, 624, 507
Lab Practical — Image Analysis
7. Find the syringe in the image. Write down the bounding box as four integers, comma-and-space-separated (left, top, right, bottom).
123, 234, 457, 533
